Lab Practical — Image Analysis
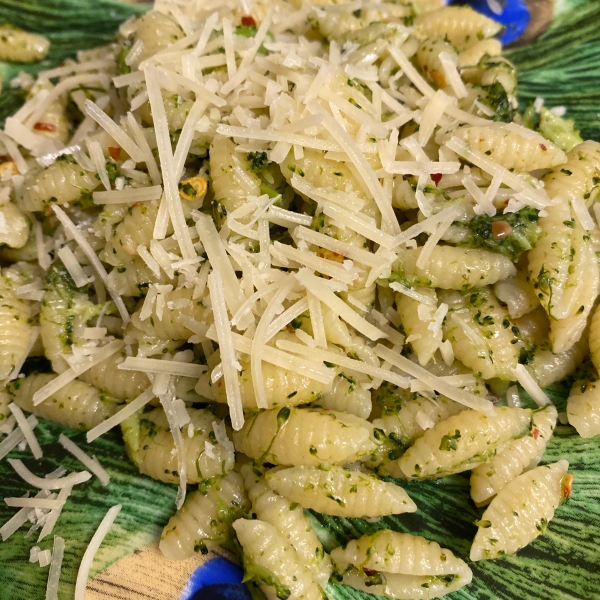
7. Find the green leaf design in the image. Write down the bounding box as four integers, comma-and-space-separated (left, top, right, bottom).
0, 0, 148, 126
0, 2, 600, 600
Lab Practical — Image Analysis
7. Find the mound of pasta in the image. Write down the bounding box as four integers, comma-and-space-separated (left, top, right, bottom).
0, 0, 596, 598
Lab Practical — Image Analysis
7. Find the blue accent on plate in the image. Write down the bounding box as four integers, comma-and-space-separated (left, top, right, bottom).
179, 557, 251, 600
451, 0, 531, 44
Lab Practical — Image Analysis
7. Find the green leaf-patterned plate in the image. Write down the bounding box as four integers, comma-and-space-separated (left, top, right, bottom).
1, 2, 599, 599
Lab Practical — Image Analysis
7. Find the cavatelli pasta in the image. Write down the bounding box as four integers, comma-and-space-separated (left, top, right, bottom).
457, 38, 502, 68
543, 140, 600, 208
372, 384, 466, 450
232, 407, 378, 466
384, 407, 532, 480
442, 288, 526, 380
0, 266, 34, 380
265, 465, 417, 518
132, 11, 184, 63
160, 471, 249, 560
494, 271, 540, 320
566, 380, 600, 438
0, 390, 11, 425
416, 37, 460, 90
77, 350, 150, 401
7, 374, 119, 431
0, 200, 29, 249
470, 405, 558, 506
107, 257, 167, 297
591, 303, 600, 372
526, 331, 589, 387
233, 519, 325, 600
29, 80, 69, 144
242, 465, 331, 588
396, 289, 441, 366
0, 25, 50, 62
210, 136, 261, 226
470, 460, 572, 560
205, 339, 333, 410
122, 407, 234, 484
331, 530, 473, 599
394, 246, 516, 291
103, 202, 163, 266
40, 262, 99, 374
449, 126, 566, 171
414, 6, 502, 51
549, 243, 598, 354
19, 158, 100, 213
128, 285, 211, 342
317, 370, 372, 419
528, 198, 594, 331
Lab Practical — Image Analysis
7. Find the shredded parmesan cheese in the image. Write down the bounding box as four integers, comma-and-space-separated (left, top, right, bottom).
86, 387, 154, 443
74, 504, 122, 600
45, 536, 65, 600
512, 365, 551, 407
58, 434, 110, 486
8, 403, 43, 460
374, 344, 495, 414
7, 459, 91, 490
208, 270, 244, 430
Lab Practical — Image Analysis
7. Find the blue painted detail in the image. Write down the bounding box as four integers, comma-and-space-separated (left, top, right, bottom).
450, 0, 531, 45
179, 557, 251, 600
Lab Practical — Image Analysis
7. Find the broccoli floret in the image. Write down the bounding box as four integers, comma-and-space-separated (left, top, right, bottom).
538, 107, 583, 152
247, 151, 270, 173
521, 105, 582, 152
455, 206, 542, 262
480, 81, 515, 123
235, 24, 258, 38
45, 260, 89, 301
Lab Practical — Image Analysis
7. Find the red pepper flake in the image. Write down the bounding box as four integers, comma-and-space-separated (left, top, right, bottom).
431, 173, 443, 185
108, 147, 122, 160
532, 427, 540, 440
491, 220, 513, 240
0, 155, 10, 163
241, 15, 256, 26
562, 473, 574, 499
539, 143, 547, 151
362, 568, 379, 577
34, 122, 56, 132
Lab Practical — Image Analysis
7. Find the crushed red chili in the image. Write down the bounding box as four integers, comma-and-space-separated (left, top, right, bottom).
109, 147, 122, 160
241, 15, 256, 26
34, 122, 56, 132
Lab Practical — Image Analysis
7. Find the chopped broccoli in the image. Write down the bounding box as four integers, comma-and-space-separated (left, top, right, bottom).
247, 151, 270, 173
479, 81, 515, 123
242, 563, 291, 600
455, 206, 542, 262
235, 24, 258, 37
521, 105, 582, 152
539, 107, 583, 152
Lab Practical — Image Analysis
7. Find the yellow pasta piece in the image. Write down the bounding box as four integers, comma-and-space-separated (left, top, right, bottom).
470, 461, 572, 561
232, 407, 379, 466
386, 407, 532, 480
567, 380, 600, 438
414, 6, 502, 51
470, 405, 557, 506
450, 125, 566, 171
395, 246, 516, 291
